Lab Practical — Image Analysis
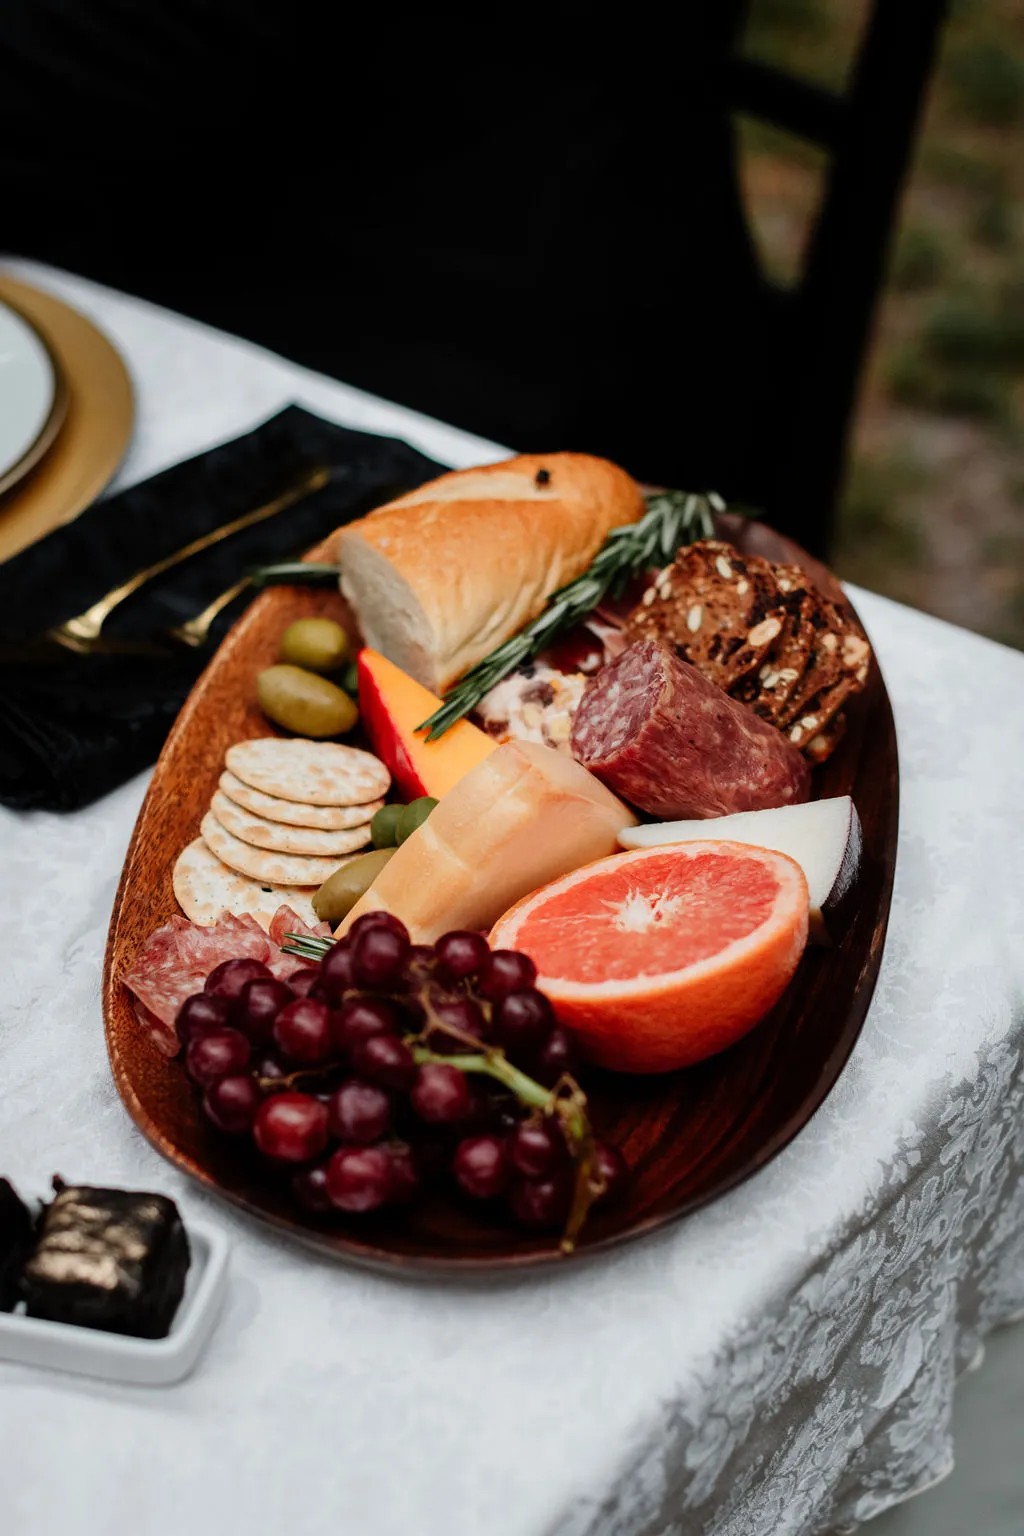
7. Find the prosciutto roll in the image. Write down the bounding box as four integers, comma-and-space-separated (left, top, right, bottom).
570, 639, 811, 819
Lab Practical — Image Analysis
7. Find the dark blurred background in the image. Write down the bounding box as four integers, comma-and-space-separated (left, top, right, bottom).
3, 1, 1021, 648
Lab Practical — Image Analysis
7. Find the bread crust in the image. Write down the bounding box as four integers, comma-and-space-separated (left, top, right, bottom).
336, 453, 645, 690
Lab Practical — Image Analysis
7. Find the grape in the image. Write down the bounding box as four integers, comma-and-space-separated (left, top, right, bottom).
591, 1141, 627, 1203
350, 1034, 416, 1090
203, 1074, 261, 1134
332, 996, 402, 1054
534, 1026, 579, 1085
327, 1079, 392, 1143
508, 1173, 571, 1229
477, 948, 537, 1001
175, 992, 231, 1047
204, 957, 271, 1000
508, 1119, 567, 1180
453, 1135, 511, 1199
291, 1163, 334, 1214
428, 993, 486, 1043
409, 1063, 473, 1125
320, 941, 355, 995
185, 1028, 251, 1088
272, 998, 334, 1065
236, 977, 294, 1045
351, 925, 410, 989
325, 1146, 394, 1211
253, 1092, 328, 1162
347, 911, 410, 944
434, 930, 490, 984
385, 1142, 420, 1203
287, 967, 322, 999
492, 989, 554, 1054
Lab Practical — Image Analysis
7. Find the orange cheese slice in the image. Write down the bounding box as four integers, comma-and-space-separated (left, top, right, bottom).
357, 649, 496, 801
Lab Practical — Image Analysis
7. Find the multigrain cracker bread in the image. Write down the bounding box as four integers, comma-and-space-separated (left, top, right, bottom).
802, 711, 847, 764
225, 739, 390, 806
172, 837, 317, 930
732, 592, 817, 725
623, 539, 871, 763
219, 771, 382, 829
201, 812, 358, 887
210, 790, 374, 858
778, 602, 871, 730
625, 541, 787, 691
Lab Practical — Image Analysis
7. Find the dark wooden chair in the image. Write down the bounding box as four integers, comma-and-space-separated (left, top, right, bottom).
729, 0, 947, 553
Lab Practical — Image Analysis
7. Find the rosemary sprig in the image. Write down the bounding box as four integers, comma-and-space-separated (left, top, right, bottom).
281, 932, 335, 962
417, 488, 724, 740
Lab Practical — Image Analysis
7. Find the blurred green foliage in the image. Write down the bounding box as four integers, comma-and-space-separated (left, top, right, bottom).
891, 225, 949, 291
948, 38, 1024, 124
972, 193, 1016, 250
833, 454, 927, 570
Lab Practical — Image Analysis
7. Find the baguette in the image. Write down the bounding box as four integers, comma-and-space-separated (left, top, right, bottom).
335, 453, 645, 692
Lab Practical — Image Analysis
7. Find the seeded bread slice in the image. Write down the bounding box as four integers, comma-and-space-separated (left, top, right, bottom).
731, 591, 818, 725
624, 541, 787, 691
778, 601, 871, 730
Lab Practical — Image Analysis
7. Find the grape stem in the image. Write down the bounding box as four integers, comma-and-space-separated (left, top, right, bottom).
414, 997, 601, 1253
410, 1045, 549, 1111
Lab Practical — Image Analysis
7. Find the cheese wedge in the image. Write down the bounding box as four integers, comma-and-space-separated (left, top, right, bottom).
357, 648, 497, 800
337, 740, 636, 942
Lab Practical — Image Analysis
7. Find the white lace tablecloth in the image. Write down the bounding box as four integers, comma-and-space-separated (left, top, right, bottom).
2, 261, 1023, 1536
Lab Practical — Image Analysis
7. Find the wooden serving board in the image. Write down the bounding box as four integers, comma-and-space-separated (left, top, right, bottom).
103, 517, 898, 1274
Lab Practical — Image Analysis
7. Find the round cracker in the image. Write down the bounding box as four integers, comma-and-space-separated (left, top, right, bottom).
201, 811, 357, 887
173, 837, 318, 931
225, 738, 390, 806
210, 790, 374, 858
219, 771, 382, 830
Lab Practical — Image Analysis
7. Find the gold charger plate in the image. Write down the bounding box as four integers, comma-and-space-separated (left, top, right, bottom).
0, 275, 134, 563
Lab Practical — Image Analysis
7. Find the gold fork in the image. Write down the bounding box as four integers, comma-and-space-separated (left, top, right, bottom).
48, 464, 329, 652
167, 577, 251, 648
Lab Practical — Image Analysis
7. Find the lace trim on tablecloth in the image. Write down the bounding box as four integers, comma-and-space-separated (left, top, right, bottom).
561, 1019, 1024, 1536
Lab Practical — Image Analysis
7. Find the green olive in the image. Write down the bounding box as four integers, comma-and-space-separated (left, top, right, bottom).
370, 803, 405, 849
396, 796, 439, 845
256, 665, 358, 738
341, 660, 361, 697
279, 617, 350, 674
312, 847, 396, 925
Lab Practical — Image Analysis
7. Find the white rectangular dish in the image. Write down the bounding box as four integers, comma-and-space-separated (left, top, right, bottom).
0, 1218, 229, 1385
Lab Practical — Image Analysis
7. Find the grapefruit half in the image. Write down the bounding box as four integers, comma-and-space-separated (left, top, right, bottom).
489, 841, 809, 1073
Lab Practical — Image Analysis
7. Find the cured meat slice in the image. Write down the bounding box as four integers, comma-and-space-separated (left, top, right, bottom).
123, 907, 329, 1055
570, 639, 811, 820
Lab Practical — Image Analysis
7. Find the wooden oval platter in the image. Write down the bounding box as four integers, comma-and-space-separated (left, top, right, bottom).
104, 511, 898, 1275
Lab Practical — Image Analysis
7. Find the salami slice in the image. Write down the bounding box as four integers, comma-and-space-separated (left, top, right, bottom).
123, 907, 330, 1055
570, 639, 811, 819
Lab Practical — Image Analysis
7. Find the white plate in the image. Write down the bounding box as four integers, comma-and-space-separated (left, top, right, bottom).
0, 299, 56, 487
0, 1217, 230, 1386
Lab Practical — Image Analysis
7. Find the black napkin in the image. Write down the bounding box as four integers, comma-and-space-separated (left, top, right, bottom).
0, 405, 447, 812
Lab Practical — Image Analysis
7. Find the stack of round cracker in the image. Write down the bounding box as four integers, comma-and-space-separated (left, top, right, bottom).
173, 739, 390, 929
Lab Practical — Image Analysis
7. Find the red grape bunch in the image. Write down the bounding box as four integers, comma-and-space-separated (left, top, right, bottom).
174, 914, 626, 1248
